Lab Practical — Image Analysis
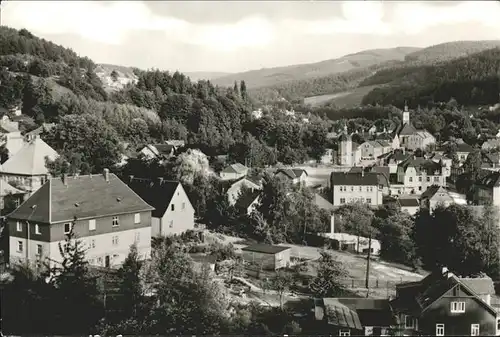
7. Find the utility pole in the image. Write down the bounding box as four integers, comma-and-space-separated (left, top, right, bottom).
365, 233, 372, 298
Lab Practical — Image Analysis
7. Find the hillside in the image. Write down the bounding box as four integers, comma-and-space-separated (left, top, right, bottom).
405, 40, 500, 64
212, 47, 420, 88
361, 47, 500, 108
183, 71, 232, 81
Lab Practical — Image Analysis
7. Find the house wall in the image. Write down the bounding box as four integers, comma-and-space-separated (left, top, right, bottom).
397, 167, 446, 195
340, 139, 352, 166
152, 184, 195, 237
419, 285, 497, 336
241, 250, 290, 270
401, 206, 419, 216
5, 132, 25, 156
8, 211, 152, 267
428, 194, 455, 211
332, 184, 382, 207
227, 179, 260, 205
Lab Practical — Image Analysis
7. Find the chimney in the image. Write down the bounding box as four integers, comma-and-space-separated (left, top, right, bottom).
158, 177, 164, 184
62, 173, 67, 186
103, 168, 110, 182
129, 175, 134, 182
361, 169, 365, 177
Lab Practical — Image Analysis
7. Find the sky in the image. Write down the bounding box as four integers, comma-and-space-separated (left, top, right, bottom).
3, 1, 500, 73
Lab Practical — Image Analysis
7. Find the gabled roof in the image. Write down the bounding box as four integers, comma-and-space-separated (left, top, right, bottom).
393, 122, 418, 137
318, 298, 363, 330
235, 190, 261, 210
399, 157, 443, 175
331, 172, 379, 186
420, 185, 448, 200
398, 197, 419, 207
0, 137, 59, 175
476, 171, 500, 188
314, 193, 334, 211
276, 168, 308, 179
222, 163, 248, 174
456, 142, 474, 153
126, 178, 183, 218
8, 172, 154, 224
241, 243, 290, 254
0, 180, 24, 197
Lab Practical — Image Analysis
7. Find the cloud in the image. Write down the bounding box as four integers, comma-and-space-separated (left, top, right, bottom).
2, 1, 276, 51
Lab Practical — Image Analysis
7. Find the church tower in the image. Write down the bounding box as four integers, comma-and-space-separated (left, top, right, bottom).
339, 125, 352, 166
403, 102, 410, 125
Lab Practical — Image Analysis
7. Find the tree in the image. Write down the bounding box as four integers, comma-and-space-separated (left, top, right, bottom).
309, 251, 347, 297
265, 271, 293, 310
110, 70, 119, 82
377, 210, 421, 268
0, 144, 9, 164
117, 244, 144, 318
45, 220, 102, 334
172, 148, 213, 185
335, 202, 374, 253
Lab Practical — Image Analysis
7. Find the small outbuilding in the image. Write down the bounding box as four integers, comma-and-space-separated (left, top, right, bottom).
241, 243, 291, 270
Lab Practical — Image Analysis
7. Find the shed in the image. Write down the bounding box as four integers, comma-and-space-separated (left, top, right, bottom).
241, 243, 291, 270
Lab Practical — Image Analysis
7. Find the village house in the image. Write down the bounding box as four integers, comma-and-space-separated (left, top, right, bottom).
392, 105, 436, 151
420, 185, 456, 211
0, 115, 25, 157
220, 163, 249, 181
431, 153, 452, 178
0, 136, 59, 194
137, 144, 175, 161
6, 169, 154, 269
275, 168, 308, 185
234, 190, 260, 215
224, 176, 262, 206
0, 180, 25, 213
379, 150, 411, 174
241, 243, 291, 270
391, 267, 499, 336
359, 140, 392, 161
397, 197, 420, 216
311, 297, 396, 336
330, 172, 384, 207
126, 177, 195, 237
472, 170, 500, 208
396, 157, 446, 195
481, 153, 500, 172
165, 139, 186, 149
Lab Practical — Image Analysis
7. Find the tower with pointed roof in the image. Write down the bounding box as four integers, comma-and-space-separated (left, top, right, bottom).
403, 102, 410, 125
339, 125, 353, 166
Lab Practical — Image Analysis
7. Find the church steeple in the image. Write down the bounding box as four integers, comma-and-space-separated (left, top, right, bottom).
403, 101, 410, 125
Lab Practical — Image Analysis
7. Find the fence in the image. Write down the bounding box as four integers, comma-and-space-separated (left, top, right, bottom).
338, 277, 402, 289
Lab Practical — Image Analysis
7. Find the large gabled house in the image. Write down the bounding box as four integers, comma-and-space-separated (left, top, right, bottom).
391, 267, 499, 336
0, 136, 59, 193
7, 169, 154, 269
330, 172, 384, 207
126, 177, 195, 236
420, 185, 456, 211
397, 157, 446, 195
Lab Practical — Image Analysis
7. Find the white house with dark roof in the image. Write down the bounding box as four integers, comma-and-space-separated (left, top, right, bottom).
6, 169, 154, 269
420, 185, 456, 211
396, 157, 446, 195
360, 140, 392, 160
392, 105, 436, 150
397, 197, 420, 216
275, 168, 308, 185
330, 172, 383, 207
0, 136, 59, 193
126, 177, 195, 236
220, 163, 249, 181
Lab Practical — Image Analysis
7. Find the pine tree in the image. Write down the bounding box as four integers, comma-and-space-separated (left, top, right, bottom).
233, 81, 240, 97
117, 244, 144, 318
46, 218, 102, 334
240, 80, 247, 100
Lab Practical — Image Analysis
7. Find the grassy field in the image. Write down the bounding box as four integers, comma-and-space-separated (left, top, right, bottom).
304, 84, 380, 108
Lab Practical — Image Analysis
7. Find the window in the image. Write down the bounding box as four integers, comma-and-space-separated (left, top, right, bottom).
436, 324, 445, 336
182, 202, 186, 210
409, 177, 413, 182
36, 244, 42, 256
339, 330, 350, 336
496, 318, 500, 335
359, 186, 362, 191
91, 239, 96, 249
35, 224, 41, 235
366, 198, 372, 204
89, 219, 96, 231
350, 186, 353, 191
450, 301, 465, 313
434, 176, 440, 182
171, 204, 175, 211
112, 216, 119, 227
135, 232, 140, 243
405, 315, 417, 329
97, 257, 103, 265
64, 222, 72, 234
426, 176, 431, 182
134, 213, 141, 224
471, 324, 480, 336
16, 221, 22, 232
340, 198, 346, 204
112, 236, 119, 245
17, 241, 23, 253
169, 220, 174, 228
418, 176, 422, 182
